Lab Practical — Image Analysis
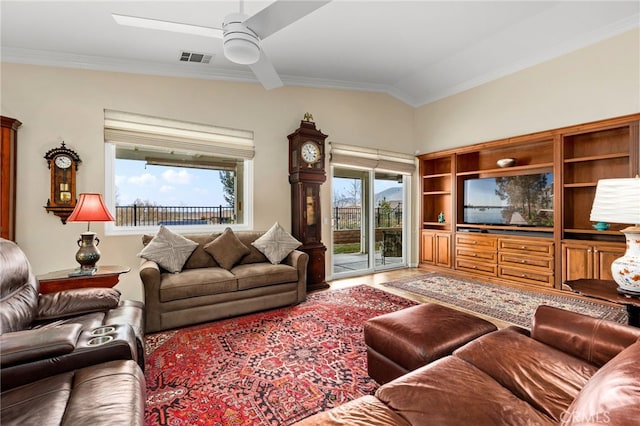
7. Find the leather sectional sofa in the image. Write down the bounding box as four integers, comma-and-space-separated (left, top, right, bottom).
140, 230, 308, 332
298, 305, 640, 425
0, 238, 146, 425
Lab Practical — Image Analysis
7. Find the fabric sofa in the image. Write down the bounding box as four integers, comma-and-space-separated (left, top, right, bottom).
140, 229, 308, 332
0, 238, 146, 425
297, 305, 640, 425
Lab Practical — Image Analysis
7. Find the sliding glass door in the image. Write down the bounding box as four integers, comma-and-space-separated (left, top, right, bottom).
331, 167, 407, 277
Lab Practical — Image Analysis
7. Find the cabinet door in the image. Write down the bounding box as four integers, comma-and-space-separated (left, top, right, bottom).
562, 242, 594, 282
421, 231, 435, 264
435, 233, 451, 268
594, 244, 626, 280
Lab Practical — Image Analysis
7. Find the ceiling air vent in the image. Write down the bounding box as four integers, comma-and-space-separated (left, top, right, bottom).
179, 51, 213, 64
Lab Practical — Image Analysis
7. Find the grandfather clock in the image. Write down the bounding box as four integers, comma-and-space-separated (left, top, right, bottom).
288, 113, 329, 291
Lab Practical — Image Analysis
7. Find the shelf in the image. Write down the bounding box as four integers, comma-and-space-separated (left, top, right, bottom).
563, 152, 630, 163
424, 222, 450, 227
423, 191, 451, 195
564, 228, 625, 236
457, 162, 554, 177
423, 173, 451, 179
563, 182, 597, 188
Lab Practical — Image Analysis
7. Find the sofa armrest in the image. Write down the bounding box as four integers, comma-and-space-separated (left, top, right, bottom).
139, 259, 162, 332
283, 250, 308, 303
0, 324, 82, 367
36, 288, 121, 320
531, 305, 640, 367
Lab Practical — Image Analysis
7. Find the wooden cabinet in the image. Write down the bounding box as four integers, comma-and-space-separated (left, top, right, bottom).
1, 116, 21, 241
418, 113, 639, 291
421, 231, 451, 268
498, 237, 554, 288
561, 240, 625, 283
454, 234, 497, 277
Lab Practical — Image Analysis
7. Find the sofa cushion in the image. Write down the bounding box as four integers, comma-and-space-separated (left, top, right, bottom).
295, 395, 411, 426
251, 222, 301, 264
454, 327, 598, 422
203, 228, 250, 270
231, 263, 299, 291
375, 355, 555, 425
159, 267, 237, 302
138, 226, 198, 273
562, 341, 640, 426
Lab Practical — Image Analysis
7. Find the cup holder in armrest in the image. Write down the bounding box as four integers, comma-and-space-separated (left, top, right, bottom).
87, 335, 114, 346
91, 326, 116, 336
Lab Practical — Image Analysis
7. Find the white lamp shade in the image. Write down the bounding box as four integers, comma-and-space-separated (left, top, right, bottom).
589, 177, 640, 225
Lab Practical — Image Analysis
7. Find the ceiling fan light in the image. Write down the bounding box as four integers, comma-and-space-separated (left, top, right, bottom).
224, 36, 260, 65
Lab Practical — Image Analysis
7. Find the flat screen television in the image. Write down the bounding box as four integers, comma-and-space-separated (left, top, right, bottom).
463, 173, 553, 226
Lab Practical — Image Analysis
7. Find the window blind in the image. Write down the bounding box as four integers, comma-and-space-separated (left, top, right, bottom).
329, 142, 415, 174
104, 110, 254, 159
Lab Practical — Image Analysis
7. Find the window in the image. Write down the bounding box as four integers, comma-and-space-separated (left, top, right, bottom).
104, 110, 253, 234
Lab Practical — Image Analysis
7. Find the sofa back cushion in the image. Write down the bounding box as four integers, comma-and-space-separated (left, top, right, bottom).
531, 305, 640, 367
0, 239, 38, 333
561, 340, 640, 425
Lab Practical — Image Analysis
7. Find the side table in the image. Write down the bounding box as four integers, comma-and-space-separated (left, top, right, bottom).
564, 279, 640, 327
37, 265, 131, 294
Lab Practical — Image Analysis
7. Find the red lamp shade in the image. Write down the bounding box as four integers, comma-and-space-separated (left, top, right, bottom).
67, 193, 115, 223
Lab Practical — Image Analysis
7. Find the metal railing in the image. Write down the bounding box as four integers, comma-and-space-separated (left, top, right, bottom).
115, 205, 235, 226
333, 204, 402, 230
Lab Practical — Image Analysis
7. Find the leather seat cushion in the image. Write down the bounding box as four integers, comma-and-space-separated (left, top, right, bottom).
364, 303, 497, 371
295, 395, 410, 426
232, 263, 298, 291
160, 267, 236, 302
454, 327, 599, 421
376, 356, 555, 426
1, 360, 145, 425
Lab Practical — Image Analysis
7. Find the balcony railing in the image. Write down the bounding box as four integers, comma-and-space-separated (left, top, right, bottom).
115, 205, 235, 227
333, 204, 402, 230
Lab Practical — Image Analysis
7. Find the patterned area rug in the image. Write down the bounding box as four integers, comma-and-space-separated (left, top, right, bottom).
144, 285, 416, 425
383, 273, 628, 328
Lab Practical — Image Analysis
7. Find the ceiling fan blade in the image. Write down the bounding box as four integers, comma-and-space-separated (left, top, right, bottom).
112, 13, 223, 39
244, 0, 331, 39
249, 52, 283, 90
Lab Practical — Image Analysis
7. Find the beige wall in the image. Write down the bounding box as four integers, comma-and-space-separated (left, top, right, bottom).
2, 28, 638, 302
414, 28, 640, 153
0, 64, 414, 300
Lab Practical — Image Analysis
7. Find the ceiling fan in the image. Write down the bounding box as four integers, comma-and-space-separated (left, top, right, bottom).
112, 0, 331, 90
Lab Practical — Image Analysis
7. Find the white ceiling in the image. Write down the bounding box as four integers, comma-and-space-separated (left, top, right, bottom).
2, 1, 638, 107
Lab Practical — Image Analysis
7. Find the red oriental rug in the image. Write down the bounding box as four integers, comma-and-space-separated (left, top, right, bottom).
144, 285, 416, 425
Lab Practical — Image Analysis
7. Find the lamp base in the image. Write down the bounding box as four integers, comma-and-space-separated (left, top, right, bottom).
612, 225, 640, 293
68, 267, 98, 277
75, 231, 101, 271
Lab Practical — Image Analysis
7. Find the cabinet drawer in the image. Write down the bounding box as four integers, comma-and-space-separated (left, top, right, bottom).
498, 266, 554, 288
456, 234, 497, 249
498, 253, 553, 272
498, 238, 553, 256
455, 259, 497, 277
456, 247, 497, 262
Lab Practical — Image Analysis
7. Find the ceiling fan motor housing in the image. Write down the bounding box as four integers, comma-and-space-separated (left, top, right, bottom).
223, 13, 260, 65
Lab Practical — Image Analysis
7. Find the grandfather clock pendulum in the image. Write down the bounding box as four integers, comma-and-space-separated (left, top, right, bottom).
288, 113, 329, 291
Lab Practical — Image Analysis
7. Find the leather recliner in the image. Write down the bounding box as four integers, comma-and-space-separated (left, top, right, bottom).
0, 238, 145, 391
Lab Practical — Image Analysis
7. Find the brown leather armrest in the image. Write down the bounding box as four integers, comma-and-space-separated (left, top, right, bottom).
36, 288, 121, 320
531, 305, 640, 367
0, 323, 82, 366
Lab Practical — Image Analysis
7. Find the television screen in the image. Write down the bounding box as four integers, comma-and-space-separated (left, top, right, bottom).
463, 173, 553, 226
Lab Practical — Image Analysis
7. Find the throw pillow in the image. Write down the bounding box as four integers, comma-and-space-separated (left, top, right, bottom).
252, 222, 302, 264
137, 225, 198, 273
203, 227, 250, 270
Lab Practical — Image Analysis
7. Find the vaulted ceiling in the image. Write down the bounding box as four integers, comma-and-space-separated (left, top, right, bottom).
2, 1, 638, 107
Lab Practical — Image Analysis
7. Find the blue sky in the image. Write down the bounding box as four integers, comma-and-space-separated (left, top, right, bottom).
115, 159, 226, 206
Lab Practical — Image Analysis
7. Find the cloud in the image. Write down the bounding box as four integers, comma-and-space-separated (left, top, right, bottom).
128, 173, 157, 185
115, 175, 126, 185
160, 185, 175, 193
162, 169, 193, 185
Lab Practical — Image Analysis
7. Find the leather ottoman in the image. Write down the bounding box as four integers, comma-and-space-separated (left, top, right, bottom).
364, 303, 497, 384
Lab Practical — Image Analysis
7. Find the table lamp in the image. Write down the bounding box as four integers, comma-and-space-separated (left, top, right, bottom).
66, 193, 115, 275
589, 177, 640, 294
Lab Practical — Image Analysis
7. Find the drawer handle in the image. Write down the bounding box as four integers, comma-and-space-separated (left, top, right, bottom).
521, 246, 526, 249
521, 260, 526, 264
473, 253, 477, 257
521, 274, 527, 278
473, 266, 478, 269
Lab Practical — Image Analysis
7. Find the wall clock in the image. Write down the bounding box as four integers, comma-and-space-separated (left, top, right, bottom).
44, 141, 81, 223
288, 113, 329, 291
